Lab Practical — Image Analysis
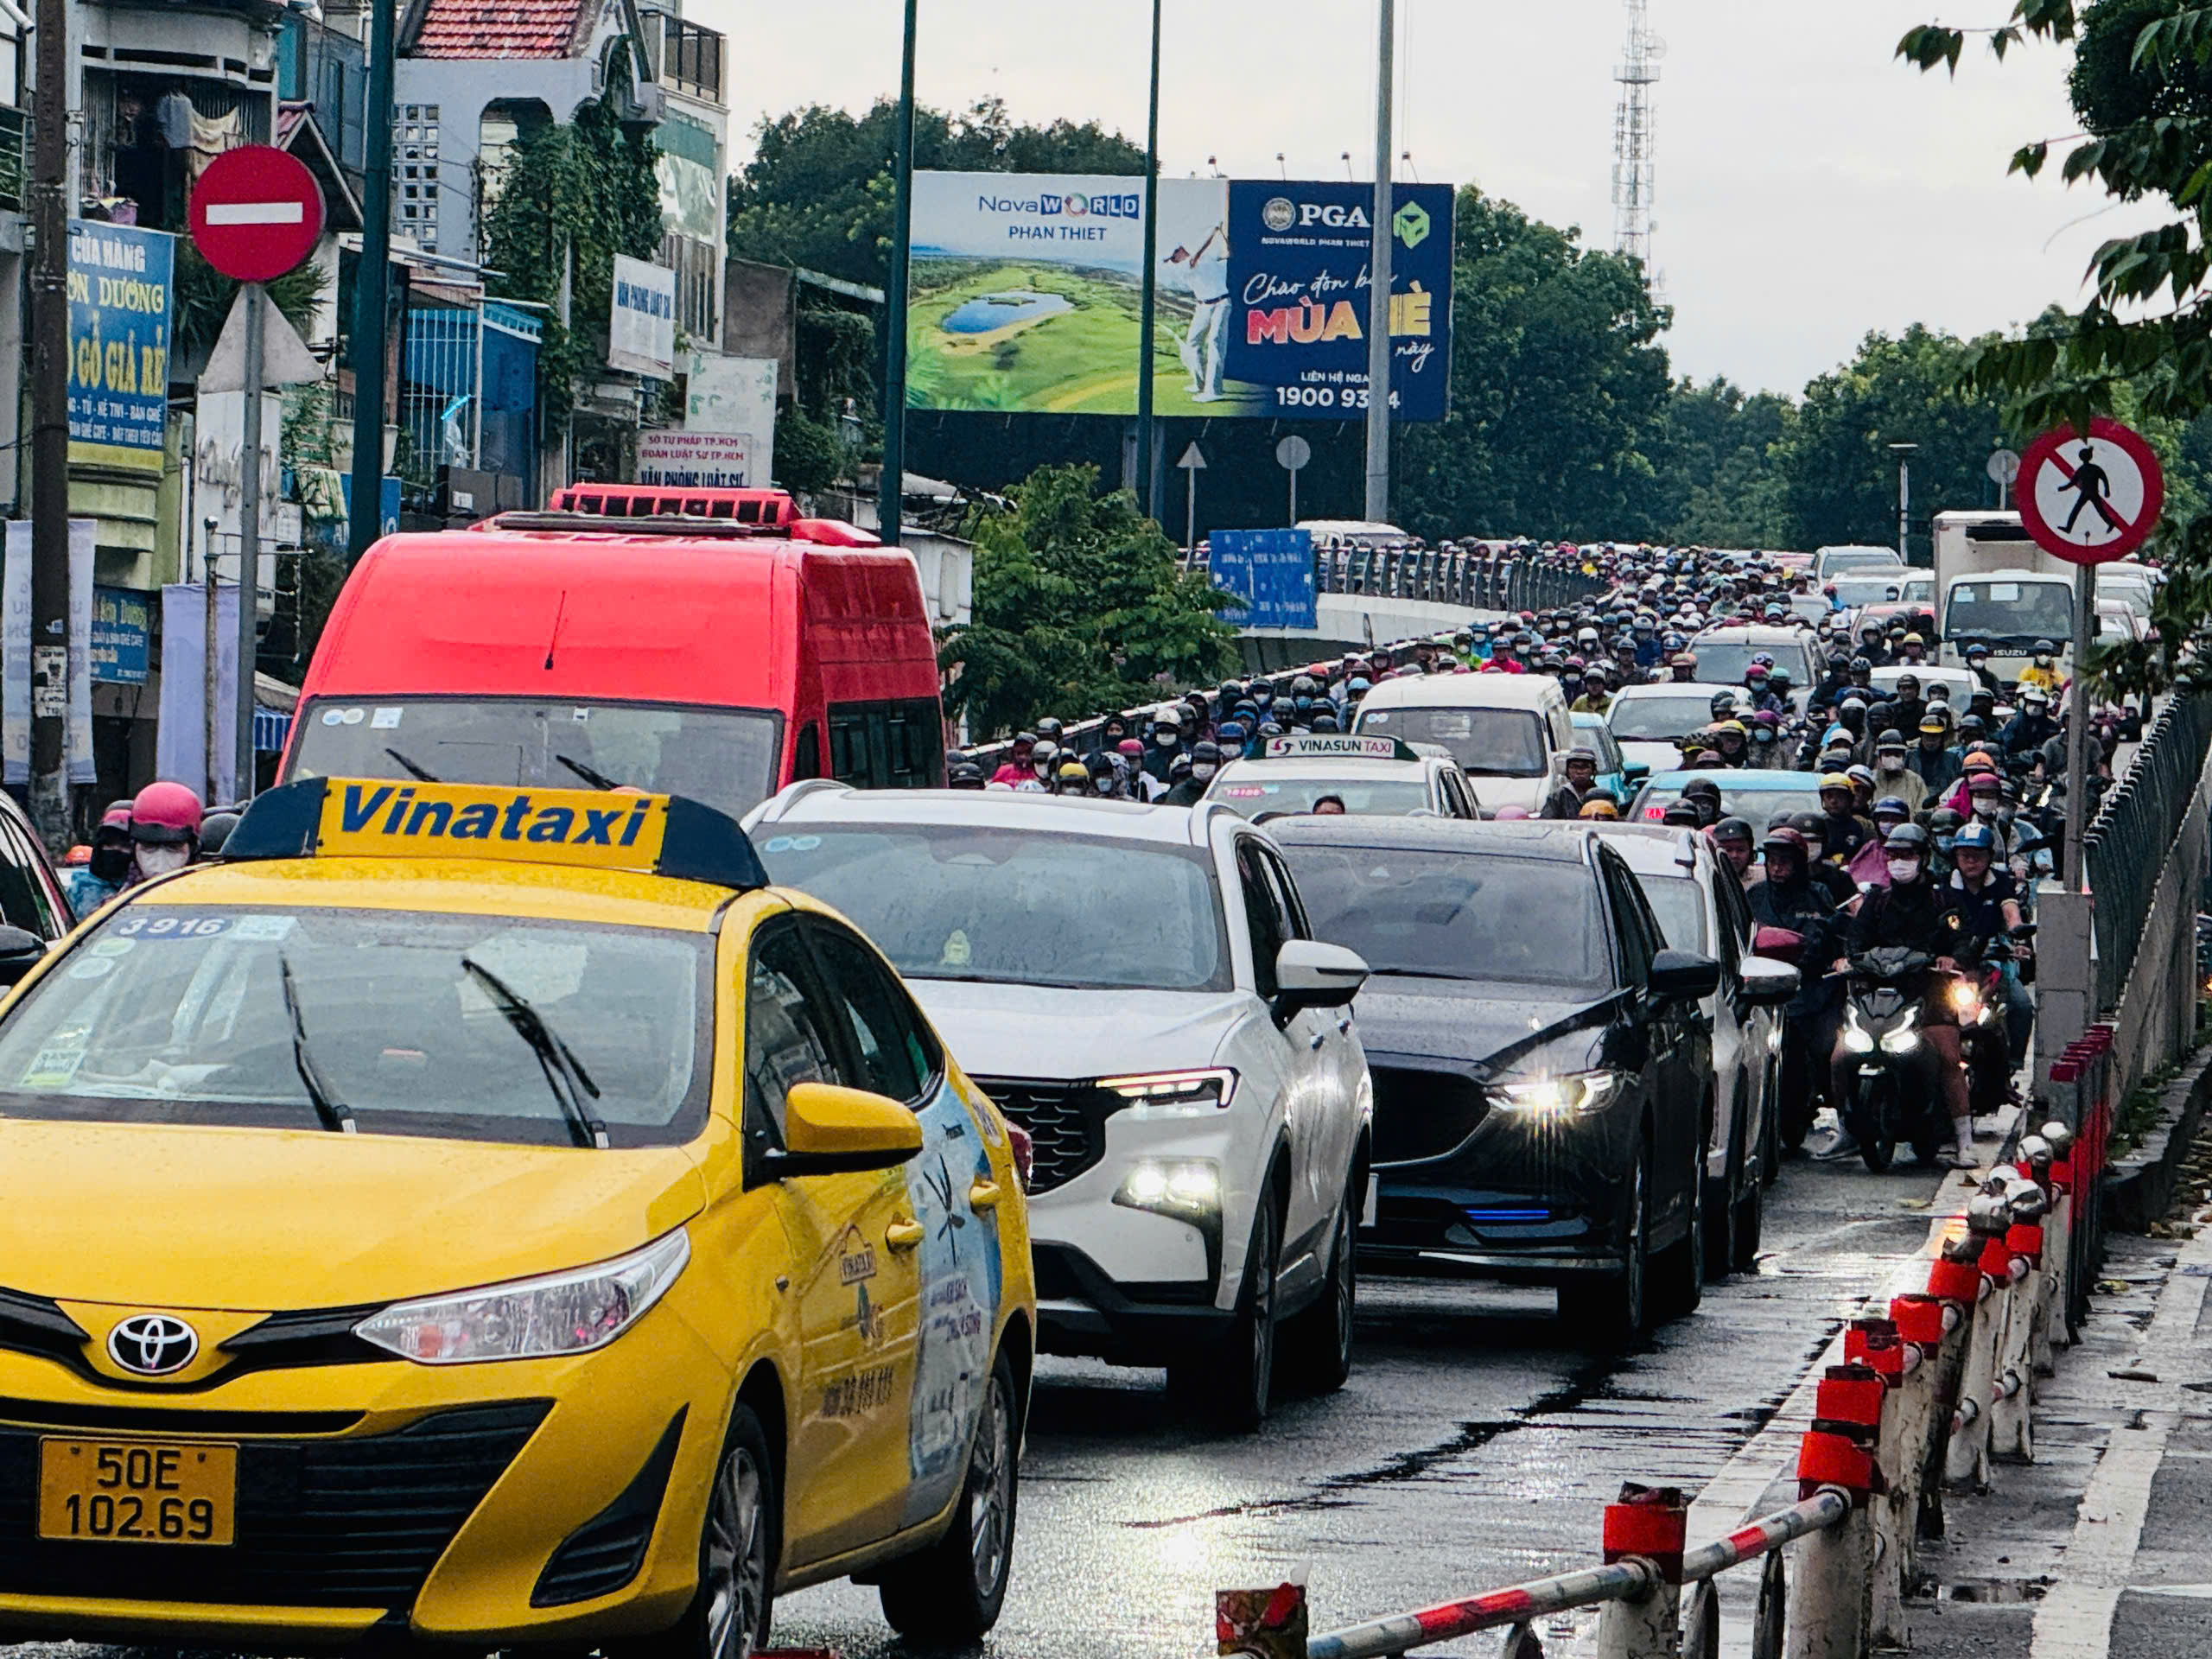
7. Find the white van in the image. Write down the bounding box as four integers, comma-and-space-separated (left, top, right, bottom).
1350, 673, 1574, 814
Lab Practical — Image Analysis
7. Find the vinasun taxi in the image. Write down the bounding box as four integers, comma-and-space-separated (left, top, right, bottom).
0, 778, 1035, 1658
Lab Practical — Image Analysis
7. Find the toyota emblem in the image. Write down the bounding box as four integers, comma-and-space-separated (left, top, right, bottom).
107, 1314, 200, 1376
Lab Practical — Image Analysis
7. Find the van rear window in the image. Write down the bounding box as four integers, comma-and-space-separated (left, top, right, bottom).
287, 698, 784, 821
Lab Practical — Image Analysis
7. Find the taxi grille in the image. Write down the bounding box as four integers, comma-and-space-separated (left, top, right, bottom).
0, 1400, 549, 1607
1370, 1065, 1491, 1166
968, 1077, 1128, 1195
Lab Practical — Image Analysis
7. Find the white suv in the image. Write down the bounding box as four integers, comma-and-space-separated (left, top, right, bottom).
747, 785, 1373, 1428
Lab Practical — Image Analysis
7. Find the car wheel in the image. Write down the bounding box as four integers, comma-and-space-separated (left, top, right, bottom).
1656, 1117, 1707, 1320
1283, 1182, 1356, 1394
1560, 1137, 1649, 1351
1169, 1195, 1278, 1431
618, 1405, 777, 1659
878, 1349, 1020, 1643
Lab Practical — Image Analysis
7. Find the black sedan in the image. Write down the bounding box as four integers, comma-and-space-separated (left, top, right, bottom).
1268, 817, 1723, 1348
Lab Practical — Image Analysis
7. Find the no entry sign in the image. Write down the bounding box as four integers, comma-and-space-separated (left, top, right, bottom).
2016, 416, 2164, 565
188, 147, 325, 283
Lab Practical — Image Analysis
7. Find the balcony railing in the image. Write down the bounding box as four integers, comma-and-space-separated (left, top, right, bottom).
639, 12, 722, 104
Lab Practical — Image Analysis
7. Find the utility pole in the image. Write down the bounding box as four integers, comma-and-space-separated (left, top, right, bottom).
1890, 442, 1917, 564
27, 0, 70, 845
877, 0, 918, 549
1362, 0, 1395, 525
346, 0, 397, 569
233, 283, 266, 799
1135, 0, 1162, 522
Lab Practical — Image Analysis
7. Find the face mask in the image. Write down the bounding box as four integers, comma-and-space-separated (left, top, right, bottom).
1878, 756, 1904, 772
89, 843, 131, 884
1192, 764, 1217, 782
1157, 732, 1177, 747
1093, 778, 1116, 795
134, 842, 189, 878
1886, 858, 1921, 884
2036, 655, 2052, 666
1973, 798, 1999, 818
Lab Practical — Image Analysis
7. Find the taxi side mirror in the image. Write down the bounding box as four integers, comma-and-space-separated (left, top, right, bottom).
0, 926, 46, 988
766, 1082, 923, 1179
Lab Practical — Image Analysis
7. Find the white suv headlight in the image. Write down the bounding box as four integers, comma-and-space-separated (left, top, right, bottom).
354, 1230, 690, 1364
1100, 1068, 1237, 1112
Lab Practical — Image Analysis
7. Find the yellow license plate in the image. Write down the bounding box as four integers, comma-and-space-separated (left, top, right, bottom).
36, 1439, 237, 1546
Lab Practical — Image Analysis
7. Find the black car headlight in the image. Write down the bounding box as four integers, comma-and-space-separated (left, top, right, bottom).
1491, 1070, 1628, 1117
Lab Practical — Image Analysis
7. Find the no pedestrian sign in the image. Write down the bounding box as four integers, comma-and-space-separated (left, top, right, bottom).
188, 146, 324, 284
2017, 416, 2164, 565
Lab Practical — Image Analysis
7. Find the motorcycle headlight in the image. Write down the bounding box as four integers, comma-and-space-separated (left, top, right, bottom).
1949, 982, 1982, 1021
1843, 1014, 1876, 1054
1879, 1025, 1922, 1055
354, 1230, 690, 1364
1493, 1070, 1628, 1116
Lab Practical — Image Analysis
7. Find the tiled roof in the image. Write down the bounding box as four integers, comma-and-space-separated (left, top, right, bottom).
410, 0, 588, 59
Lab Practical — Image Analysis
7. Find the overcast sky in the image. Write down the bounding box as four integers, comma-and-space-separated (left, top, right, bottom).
699, 0, 2164, 398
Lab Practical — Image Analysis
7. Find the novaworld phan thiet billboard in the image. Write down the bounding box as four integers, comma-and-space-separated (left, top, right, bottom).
905, 173, 1451, 420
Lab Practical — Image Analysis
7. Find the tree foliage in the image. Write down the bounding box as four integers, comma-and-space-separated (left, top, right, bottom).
938, 463, 1238, 738
728, 98, 1147, 292
481, 84, 664, 427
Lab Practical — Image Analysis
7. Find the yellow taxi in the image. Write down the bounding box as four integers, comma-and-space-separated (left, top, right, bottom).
0, 778, 1035, 1657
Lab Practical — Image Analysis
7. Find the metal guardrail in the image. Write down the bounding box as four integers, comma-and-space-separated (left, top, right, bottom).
2082, 692, 2212, 1012
1185, 547, 1608, 615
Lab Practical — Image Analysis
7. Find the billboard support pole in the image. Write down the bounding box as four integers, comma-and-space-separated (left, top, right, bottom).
878, 0, 919, 550
1363, 0, 1395, 525
1135, 0, 1162, 524
27, 0, 69, 847
347, 0, 395, 571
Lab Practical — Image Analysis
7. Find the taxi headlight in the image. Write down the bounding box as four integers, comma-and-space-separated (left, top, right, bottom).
354, 1229, 690, 1364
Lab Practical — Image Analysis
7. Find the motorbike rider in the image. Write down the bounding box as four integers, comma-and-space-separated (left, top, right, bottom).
1963, 642, 2002, 698
1885, 673, 1928, 738
1544, 748, 1604, 819
1826, 823, 1978, 1168
1711, 817, 1757, 880
1681, 775, 1726, 829
122, 780, 204, 887
1711, 721, 1752, 768
1817, 773, 1873, 864
1948, 821, 2033, 1068
2016, 641, 2064, 696
1160, 741, 1221, 805
1999, 684, 2061, 760
1570, 664, 1615, 716
1668, 652, 1700, 684
991, 732, 1037, 786
1907, 715, 1963, 796
66, 802, 135, 916
1751, 827, 1843, 1147
1872, 730, 1926, 813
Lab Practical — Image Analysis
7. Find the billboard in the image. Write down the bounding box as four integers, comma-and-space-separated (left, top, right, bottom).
1208, 529, 1317, 630
905, 174, 1452, 420
1224, 181, 1453, 421
67, 220, 175, 474
608, 254, 677, 378
638, 430, 755, 488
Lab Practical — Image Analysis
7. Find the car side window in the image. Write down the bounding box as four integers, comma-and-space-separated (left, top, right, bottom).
1235, 840, 1287, 998
1601, 857, 1656, 988
1255, 845, 1309, 940
1705, 870, 1742, 982
0, 821, 59, 938
808, 923, 937, 1105
743, 925, 841, 1143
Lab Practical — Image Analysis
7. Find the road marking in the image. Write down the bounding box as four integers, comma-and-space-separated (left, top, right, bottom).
205, 202, 305, 226
2030, 1220, 2212, 1658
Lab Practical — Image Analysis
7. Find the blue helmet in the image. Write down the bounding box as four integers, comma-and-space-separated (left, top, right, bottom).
1952, 822, 1999, 852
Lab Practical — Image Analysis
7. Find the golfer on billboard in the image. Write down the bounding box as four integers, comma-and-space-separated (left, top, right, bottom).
1168, 219, 1230, 404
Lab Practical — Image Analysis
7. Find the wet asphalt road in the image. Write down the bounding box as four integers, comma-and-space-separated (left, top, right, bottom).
774, 1148, 1952, 1659
10, 1150, 1951, 1659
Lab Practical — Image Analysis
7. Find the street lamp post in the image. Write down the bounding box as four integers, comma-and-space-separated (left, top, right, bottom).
1889, 442, 1918, 564
877, 0, 919, 549
1135, 0, 1163, 521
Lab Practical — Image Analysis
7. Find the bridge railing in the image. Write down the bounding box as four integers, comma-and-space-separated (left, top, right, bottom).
1185, 544, 1609, 615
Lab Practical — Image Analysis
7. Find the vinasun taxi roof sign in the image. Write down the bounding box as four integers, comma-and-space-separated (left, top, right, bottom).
223, 778, 771, 890
1261, 734, 1423, 763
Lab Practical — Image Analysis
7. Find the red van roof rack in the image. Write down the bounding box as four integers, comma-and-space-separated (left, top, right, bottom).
479, 511, 777, 537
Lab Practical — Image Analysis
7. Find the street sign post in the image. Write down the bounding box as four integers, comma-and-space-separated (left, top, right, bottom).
2017, 417, 2167, 893
1986, 447, 2020, 509
190, 145, 325, 805
1178, 442, 1207, 557
1276, 435, 1311, 526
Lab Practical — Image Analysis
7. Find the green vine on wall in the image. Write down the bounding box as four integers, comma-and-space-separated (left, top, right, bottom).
481, 62, 664, 430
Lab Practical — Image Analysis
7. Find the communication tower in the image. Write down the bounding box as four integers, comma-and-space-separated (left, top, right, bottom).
1611, 0, 1663, 277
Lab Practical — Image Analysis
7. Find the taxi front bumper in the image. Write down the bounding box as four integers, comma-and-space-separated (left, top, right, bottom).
0, 1300, 732, 1649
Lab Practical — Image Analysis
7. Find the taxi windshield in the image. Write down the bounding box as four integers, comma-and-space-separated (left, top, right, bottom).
1208, 776, 1432, 818
288, 697, 784, 822
0, 906, 712, 1147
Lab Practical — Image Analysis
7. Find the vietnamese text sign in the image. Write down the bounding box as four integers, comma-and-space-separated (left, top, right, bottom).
92, 585, 151, 685
3, 519, 98, 784
1208, 529, 1317, 630
1224, 181, 1453, 421
608, 254, 677, 378
68, 221, 175, 474
638, 429, 755, 489
683, 353, 776, 484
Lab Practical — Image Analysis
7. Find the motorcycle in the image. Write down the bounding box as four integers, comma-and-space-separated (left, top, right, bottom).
1950, 925, 2031, 1116
1753, 922, 1829, 1153
1834, 946, 1953, 1173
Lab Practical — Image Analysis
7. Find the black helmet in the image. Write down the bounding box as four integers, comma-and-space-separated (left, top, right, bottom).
1191, 741, 1222, 766
1713, 816, 1754, 845
1850, 655, 1872, 672
1037, 716, 1065, 742
1012, 730, 1038, 748
1220, 680, 1246, 703
1883, 823, 1930, 853
2034, 639, 2056, 655
1310, 711, 1341, 734
948, 761, 987, 790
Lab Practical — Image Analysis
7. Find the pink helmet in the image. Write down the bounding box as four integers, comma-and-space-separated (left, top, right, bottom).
1493, 805, 1533, 821
129, 780, 204, 845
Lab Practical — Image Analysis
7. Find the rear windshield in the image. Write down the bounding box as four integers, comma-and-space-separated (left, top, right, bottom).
289, 697, 784, 822
0, 906, 712, 1147
1208, 776, 1432, 818
1357, 706, 1547, 777
1279, 842, 1611, 990
1689, 643, 1808, 686
1608, 695, 1719, 741
1634, 781, 1821, 826
758, 824, 1232, 993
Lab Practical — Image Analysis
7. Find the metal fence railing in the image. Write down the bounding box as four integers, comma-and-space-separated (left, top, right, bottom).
1185, 546, 1608, 615
2082, 692, 2212, 1013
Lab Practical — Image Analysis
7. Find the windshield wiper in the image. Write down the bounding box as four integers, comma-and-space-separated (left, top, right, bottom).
460, 957, 607, 1149
553, 752, 621, 791
384, 747, 441, 783
279, 954, 357, 1135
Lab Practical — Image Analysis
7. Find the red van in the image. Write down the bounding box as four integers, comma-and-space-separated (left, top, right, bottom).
280, 516, 945, 817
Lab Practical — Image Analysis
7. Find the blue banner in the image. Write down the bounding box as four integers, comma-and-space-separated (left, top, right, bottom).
67, 220, 175, 474
91, 584, 150, 685
1210, 529, 1317, 630
1224, 181, 1453, 422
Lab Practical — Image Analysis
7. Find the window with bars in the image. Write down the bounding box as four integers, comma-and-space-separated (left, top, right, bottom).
658, 233, 719, 341
394, 103, 441, 253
